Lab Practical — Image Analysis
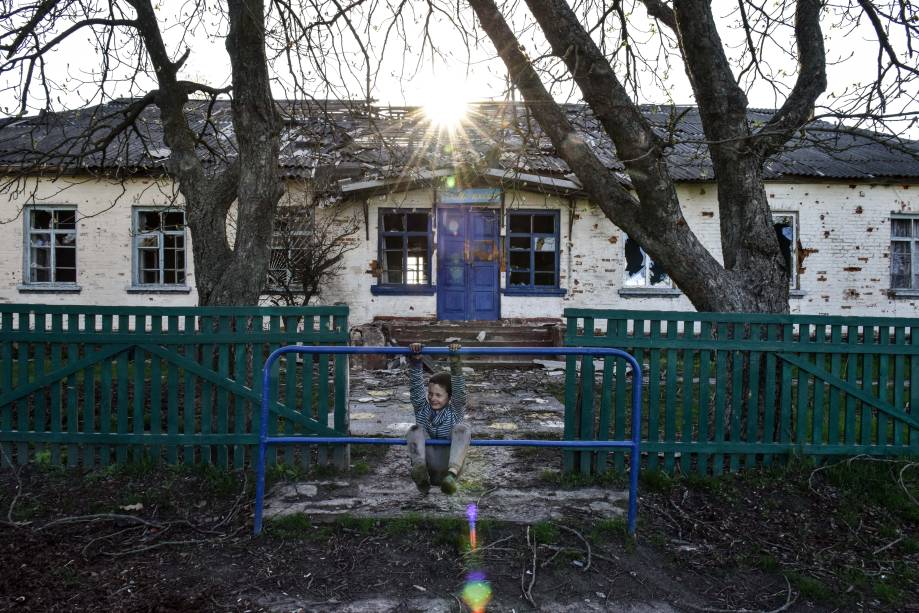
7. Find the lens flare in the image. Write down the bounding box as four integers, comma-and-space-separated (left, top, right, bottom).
461, 571, 493, 613
462, 504, 492, 612
466, 503, 478, 550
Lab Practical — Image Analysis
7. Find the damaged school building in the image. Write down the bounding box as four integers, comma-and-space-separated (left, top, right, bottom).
1, 99, 919, 325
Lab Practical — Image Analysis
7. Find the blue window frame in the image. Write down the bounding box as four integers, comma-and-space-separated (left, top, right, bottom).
372, 208, 435, 295
505, 210, 565, 296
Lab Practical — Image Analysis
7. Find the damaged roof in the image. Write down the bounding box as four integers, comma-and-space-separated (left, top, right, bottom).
0, 99, 917, 192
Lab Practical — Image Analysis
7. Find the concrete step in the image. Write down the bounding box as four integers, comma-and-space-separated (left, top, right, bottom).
376, 317, 563, 369
382, 320, 558, 341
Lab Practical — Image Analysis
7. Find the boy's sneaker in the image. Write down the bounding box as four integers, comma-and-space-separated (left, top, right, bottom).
440, 471, 458, 495
411, 464, 430, 493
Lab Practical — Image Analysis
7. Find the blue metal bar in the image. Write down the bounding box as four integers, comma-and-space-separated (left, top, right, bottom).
253, 345, 642, 537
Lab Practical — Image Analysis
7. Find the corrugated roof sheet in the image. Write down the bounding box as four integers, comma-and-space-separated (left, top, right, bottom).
0, 99, 917, 186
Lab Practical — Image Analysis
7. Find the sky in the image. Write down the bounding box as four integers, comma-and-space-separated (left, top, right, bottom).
2, 1, 917, 138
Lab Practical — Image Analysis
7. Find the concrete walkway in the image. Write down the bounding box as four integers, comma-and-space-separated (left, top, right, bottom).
262, 365, 631, 525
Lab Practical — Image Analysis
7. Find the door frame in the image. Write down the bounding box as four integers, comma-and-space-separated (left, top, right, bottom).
436, 205, 501, 321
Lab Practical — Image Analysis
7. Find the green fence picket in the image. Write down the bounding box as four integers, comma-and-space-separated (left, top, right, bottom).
216, 316, 231, 469
16, 313, 30, 464
795, 323, 811, 455
712, 322, 728, 475
317, 315, 330, 467
910, 326, 919, 455
116, 338, 130, 464
49, 314, 63, 466
333, 310, 349, 469
762, 324, 778, 467
645, 320, 662, 471
33, 313, 47, 464
812, 324, 827, 451
877, 326, 890, 447
200, 315, 215, 465
828, 325, 843, 448
745, 325, 761, 470
696, 321, 712, 473
283, 315, 300, 467
861, 325, 877, 446
845, 325, 859, 445
234, 316, 249, 469
302, 315, 316, 470
893, 327, 906, 448
166, 315, 179, 465
0, 313, 10, 467
149, 315, 163, 465
563, 321, 578, 472
613, 319, 629, 472
663, 321, 678, 473
680, 319, 696, 474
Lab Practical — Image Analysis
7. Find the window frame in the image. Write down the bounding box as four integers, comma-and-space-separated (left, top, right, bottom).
372, 208, 435, 296
130, 207, 189, 290
267, 214, 310, 294
773, 211, 799, 290
890, 213, 919, 292
503, 209, 565, 296
20, 205, 80, 291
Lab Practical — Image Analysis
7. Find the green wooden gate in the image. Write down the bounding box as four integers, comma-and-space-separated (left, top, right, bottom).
564, 309, 919, 475
0, 304, 349, 469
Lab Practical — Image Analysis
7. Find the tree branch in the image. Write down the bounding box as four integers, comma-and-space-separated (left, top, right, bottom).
753, 0, 827, 159
637, 0, 676, 31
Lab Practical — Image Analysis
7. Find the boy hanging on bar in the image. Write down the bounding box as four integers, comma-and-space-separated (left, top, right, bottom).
406, 341, 471, 495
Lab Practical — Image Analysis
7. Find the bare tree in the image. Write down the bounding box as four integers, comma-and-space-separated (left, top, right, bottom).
463, 0, 918, 313
266, 201, 360, 306
0, 0, 399, 305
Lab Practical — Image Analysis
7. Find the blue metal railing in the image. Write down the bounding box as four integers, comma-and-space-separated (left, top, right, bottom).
253, 346, 642, 536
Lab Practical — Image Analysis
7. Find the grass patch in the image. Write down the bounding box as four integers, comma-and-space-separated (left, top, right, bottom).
335, 515, 376, 534
537, 468, 625, 487
531, 521, 560, 544
821, 458, 919, 523
590, 517, 629, 540
788, 572, 834, 602
639, 470, 674, 493
266, 513, 333, 540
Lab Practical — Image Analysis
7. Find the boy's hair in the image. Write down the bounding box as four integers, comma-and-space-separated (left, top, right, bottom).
428, 372, 452, 398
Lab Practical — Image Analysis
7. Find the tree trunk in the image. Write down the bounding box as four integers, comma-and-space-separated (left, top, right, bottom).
131, 0, 282, 306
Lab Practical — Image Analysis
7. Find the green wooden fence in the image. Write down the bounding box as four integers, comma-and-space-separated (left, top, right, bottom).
564, 309, 919, 475
0, 304, 349, 470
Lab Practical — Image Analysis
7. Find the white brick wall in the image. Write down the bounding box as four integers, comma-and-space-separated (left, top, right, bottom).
3, 176, 917, 320
0, 176, 198, 306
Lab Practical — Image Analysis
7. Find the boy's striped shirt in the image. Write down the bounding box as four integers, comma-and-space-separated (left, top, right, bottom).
409, 361, 466, 439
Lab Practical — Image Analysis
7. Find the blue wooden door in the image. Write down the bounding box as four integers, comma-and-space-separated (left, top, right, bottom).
437, 208, 500, 321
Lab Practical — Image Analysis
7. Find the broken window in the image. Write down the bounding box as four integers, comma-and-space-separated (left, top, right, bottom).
378, 209, 431, 286
891, 215, 919, 289
26, 207, 77, 284
268, 211, 310, 290
623, 236, 670, 288
133, 209, 186, 285
506, 211, 560, 290
773, 212, 798, 289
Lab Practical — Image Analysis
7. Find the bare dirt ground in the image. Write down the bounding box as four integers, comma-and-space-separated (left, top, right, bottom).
1, 366, 917, 612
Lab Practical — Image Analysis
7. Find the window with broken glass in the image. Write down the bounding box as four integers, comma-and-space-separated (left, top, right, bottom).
133, 209, 187, 286
773, 212, 798, 289
891, 216, 919, 289
506, 211, 561, 292
267, 215, 308, 291
377, 209, 432, 288
25, 207, 77, 285
623, 236, 671, 289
